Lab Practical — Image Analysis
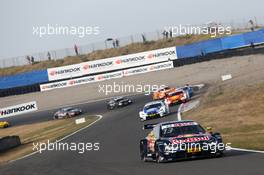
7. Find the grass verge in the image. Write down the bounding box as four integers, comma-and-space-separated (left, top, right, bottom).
0, 115, 99, 165
183, 83, 264, 150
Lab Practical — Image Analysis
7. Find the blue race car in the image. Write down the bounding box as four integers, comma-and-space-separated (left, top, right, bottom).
139, 101, 169, 121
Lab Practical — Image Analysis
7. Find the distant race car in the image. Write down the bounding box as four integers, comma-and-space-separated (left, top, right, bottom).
178, 85, 193, 98
140, 120, 224, 163
164, 89, 188, 106
106, 97, 132, 110
53, 107, 82, 119
152, 86, 176, 100
139, 101, 169, 121
0, 121, 10, 128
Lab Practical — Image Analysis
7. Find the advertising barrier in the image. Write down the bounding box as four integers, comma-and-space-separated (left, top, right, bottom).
40, 71, 123, 91
0, 101, 38, 118
41, 61, 173, 91
123, 61, 173, 76
47, 47, 177, 81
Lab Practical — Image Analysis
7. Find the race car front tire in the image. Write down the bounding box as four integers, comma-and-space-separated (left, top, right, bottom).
140, 140, 148, 162
155, 151, 166, 163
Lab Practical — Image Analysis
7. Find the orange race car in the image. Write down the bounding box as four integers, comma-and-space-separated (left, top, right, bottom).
152, 86, 176, 100
164, 89, 188, 106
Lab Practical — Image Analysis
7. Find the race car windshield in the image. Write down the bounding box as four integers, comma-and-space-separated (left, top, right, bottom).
115, 98, 124, 102
162, 87, 170, 91
161, 125, 205, 137
145, 103, 161, 110
65, 108, 74, 111
168, 91, 182, 97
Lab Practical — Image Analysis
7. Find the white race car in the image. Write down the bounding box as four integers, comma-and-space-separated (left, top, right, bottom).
139, 101, 169, 121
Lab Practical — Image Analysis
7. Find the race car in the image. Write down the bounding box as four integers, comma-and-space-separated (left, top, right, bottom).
106, 97, 132, 110
139, 101, 169, 121
164, 89, 188, 106
152, 86, 176, 100
178, 85, 193, 98
53, 107, 82, 119
0, 121, 10, 128
140, 120, 224, 163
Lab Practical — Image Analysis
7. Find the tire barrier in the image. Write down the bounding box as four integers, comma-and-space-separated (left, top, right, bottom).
0, 136, 21, 152
0, 83, 40, 97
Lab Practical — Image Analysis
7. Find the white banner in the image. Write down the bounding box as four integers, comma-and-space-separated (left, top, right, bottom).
40, 71, 123, 91
123, 61, 174, 76
41, 62, 173, 91
0, 101, 38, 118
47, 47, 177, 81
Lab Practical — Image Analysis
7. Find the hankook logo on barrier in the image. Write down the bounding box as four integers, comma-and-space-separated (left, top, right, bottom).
0, 101, 38, 118
47, 64, 83, 81
123, 61, 173, 76
95, 71, 123, 81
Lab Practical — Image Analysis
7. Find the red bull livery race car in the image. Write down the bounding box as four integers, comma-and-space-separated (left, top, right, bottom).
140, 120, 224, 163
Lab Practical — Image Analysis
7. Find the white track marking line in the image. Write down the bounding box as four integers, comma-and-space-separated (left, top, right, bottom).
177, 103, 183, 121
230, 147, 264, 154
9, 115, 103, 163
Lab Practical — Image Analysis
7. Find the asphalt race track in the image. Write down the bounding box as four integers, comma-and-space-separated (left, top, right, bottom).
0, 93, 263, 175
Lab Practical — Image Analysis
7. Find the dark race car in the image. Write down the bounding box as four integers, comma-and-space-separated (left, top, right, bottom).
140, 120, 224, 163
106, 97, 132, 110
53, 107, 82, 119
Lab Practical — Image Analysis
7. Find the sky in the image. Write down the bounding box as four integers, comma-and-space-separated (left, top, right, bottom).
0, 0, 263, 59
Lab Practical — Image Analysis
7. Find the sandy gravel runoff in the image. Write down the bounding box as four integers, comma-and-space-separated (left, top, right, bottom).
1, 54, 264, 111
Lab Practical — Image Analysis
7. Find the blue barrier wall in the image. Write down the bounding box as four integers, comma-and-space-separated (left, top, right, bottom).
0, 70, 48, 89
243, 30, 264, 45
177, 38, 223, 59
199, 38, 223, 54
176, 28, 264, 59
221, 34, 245, 50
176, 43, 202, 58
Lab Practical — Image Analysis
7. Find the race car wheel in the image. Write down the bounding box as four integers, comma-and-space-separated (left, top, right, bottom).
215, 151, 224, 158
155, 151, 166, 163
4, 124, 9, 128
140, 140, 148, 162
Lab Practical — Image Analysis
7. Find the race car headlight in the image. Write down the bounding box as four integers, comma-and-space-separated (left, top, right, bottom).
139, 111, 146, 117
163, 142, 180, 154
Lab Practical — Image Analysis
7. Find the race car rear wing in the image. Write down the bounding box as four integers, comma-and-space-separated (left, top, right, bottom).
143, 123, 157, 130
